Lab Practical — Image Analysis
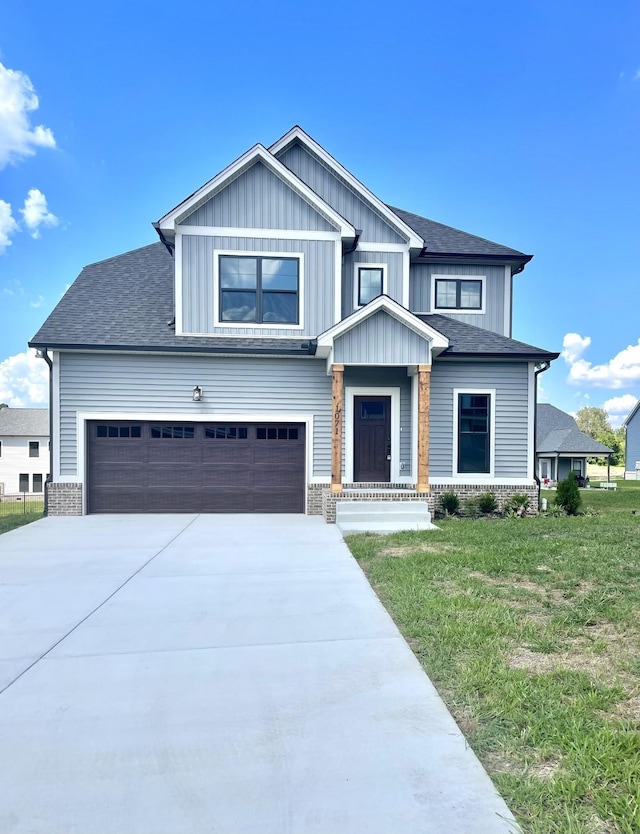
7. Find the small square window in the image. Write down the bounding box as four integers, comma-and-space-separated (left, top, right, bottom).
357, 267, 384, 306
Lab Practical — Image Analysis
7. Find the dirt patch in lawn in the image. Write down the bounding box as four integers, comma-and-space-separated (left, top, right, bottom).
380, 543, 456, 558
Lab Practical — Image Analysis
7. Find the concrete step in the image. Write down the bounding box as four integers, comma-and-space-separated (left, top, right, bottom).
335, 501, 438, 535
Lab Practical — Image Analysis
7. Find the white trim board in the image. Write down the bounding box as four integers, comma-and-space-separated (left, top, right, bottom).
75, 411, 315, 516
176, 226, 341, 242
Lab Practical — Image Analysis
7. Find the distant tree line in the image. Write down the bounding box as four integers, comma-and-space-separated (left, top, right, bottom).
575, 407, 625, 466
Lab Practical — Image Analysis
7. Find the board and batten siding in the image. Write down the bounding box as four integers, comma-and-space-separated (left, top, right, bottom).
58, 353, 332, 478
342, 250, 404, 317
179, 161, 336, 232
334, 311, 430, 366
344, 367, 412, 477
409, 263, 508, 335
429, 361, 530, 479
181, 235, 335, 336
277, 143, 406, 245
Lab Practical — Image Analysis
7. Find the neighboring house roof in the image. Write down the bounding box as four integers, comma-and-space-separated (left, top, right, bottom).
389, 206, 532, 265
622, 399, 640, 428
536, 404, 613, 455
0, 408, 49, 436
30, 242, 557, 362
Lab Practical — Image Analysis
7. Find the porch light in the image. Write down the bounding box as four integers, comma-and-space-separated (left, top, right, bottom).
192, 386, 203, 402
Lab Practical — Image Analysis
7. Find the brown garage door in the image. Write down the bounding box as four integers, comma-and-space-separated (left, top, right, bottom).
87, 421, 305, 514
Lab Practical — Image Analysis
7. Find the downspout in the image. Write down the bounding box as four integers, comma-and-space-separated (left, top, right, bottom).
36, 348, 53, 516
534, 360, 551, 508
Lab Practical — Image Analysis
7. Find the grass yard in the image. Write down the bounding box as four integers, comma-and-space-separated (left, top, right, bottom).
347, 483, 640, 834
0, 501, 45, 535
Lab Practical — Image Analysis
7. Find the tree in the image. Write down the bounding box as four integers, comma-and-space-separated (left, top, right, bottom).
0, 403, 8, 409
556, 471, 582, 515
575, 406, 625, 466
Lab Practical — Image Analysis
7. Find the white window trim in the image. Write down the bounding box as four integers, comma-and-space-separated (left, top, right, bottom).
453, 388, 496, 478
213, 249, 305, 331
352, 262, 387, 309
344, 387, 410, 484
431, 274, 486, 315
75, 411, 315, 515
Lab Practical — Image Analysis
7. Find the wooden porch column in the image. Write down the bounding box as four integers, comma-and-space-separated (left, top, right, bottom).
417, 364, 432, 493
331, 364, 344, 494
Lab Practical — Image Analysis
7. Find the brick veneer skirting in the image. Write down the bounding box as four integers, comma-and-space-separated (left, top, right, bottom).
46, 482, 83, 516
306, 484, 324, 515
319, 482, 539, 522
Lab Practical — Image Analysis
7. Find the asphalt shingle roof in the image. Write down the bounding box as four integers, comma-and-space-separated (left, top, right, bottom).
536, 404, 613, 455
0, 408, 49, 437
389, 206, 531, 261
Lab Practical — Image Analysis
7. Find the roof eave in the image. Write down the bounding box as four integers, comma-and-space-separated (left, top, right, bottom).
28, 341, 316, 357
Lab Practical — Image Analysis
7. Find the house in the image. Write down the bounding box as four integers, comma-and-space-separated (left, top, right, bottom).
623, 399, 640, 478
30, 126, 558, 519
0, 408, 50, 495
536, 404, 612, 485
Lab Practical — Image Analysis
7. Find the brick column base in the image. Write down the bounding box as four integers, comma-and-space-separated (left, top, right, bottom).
46, 482, 83, 516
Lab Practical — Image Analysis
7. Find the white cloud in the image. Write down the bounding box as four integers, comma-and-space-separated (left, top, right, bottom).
0, 61, 55, 169
0, 349, 48, 407
562, 333, 640, 389
20, 188, 58, 238
0, 199, 19, 253
562, 333, 591, 364
603, 393, 639, 427
29, 293, 45, 308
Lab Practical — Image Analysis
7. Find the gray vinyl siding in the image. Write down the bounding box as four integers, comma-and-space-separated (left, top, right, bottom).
344, 367, 412, 477
430, 361, 530, 478
277, 142, 406, 244
334, 311, 430, 365
409, 263, 508, 335
181, 235, 335, 336
625, 412, 640, 471
342, 250, 404, 316
58, 352, 332, 478
180, 162, 335, 232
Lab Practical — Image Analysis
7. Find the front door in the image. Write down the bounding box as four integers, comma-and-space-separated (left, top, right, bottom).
353, 396, 391, 482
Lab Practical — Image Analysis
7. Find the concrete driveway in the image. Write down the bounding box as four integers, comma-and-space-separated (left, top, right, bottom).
0, 515, 518, 834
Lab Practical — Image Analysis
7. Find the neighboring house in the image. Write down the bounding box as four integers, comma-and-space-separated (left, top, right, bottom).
0, 408, 50, 495
30, 126, 558, 518
623, 399, 640, 478
536, 404, 612, 484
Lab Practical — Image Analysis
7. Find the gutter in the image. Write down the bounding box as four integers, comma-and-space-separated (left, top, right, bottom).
534, 360, 552, 507
152, 222, 175, 255
28, 341, 317, 357
35, 348, 53, 516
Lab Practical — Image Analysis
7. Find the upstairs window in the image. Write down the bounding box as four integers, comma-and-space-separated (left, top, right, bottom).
433, 277, 484, 312
357, 267, 384, 306
29, 441, 39, 458
219, 255, 299, 324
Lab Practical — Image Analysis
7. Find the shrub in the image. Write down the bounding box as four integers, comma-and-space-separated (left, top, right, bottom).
503, 493, 530, 517
555, 471, 582, 516
440, 490, 460, 515
477, 491, 498, 514
463, 496, 481, 519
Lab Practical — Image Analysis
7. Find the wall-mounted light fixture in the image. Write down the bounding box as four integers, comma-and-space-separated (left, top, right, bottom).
192, 385, 203, 402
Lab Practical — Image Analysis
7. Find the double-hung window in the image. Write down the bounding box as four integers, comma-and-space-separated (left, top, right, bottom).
29, 441, 39, 458
456, 392, 492, 474
433, 277, 484, 312
219, 255, 299, 324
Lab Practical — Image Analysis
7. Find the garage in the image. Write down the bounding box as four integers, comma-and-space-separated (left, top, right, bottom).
86, 421, 306, 514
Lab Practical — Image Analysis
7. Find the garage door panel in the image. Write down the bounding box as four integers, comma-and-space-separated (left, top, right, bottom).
87, 421, 305, 514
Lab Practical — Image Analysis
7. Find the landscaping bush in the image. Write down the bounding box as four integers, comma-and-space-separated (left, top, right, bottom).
440, 490, 460, 515
555, 471, 582, 516
503, 493, 530, 517
463, 496, 481, 518
477, 491, 498, 514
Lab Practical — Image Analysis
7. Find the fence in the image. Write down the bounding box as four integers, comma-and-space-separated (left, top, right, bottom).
0, 493, 45, 517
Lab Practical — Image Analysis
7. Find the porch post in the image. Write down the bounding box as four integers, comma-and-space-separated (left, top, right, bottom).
331, 364, 344, 494
417, 364, 431, 493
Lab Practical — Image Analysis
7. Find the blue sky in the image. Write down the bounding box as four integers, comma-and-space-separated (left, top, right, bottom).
1, 0, 639, 425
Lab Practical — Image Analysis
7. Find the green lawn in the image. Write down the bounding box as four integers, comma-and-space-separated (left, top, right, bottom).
347, 482, 640, 834
0, 501, 45, 535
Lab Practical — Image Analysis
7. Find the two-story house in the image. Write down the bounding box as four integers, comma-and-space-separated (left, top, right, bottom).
30, 127, 557, 519
0, 408, 50, 496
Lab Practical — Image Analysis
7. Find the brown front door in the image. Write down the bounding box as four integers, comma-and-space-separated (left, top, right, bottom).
353, 396, 391, 482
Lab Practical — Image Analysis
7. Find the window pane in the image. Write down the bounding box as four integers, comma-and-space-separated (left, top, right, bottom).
359, 268, 383, 304
108, 426, 118, 438
97, 425, 107, 437
221, 291, 257, 322
435, 280, 457, 308
460, 281, 482, 309
219, 257, 257, 288
459, 434, 489, 473
361, 401, 385, 419
261, 258, 298, 290
131, 426, 141, 438
33, 474, 43, 493
262, 292, 298, 323
458, 394, 490, 473
19, 474, 29, 492
29, 441, 39, 457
